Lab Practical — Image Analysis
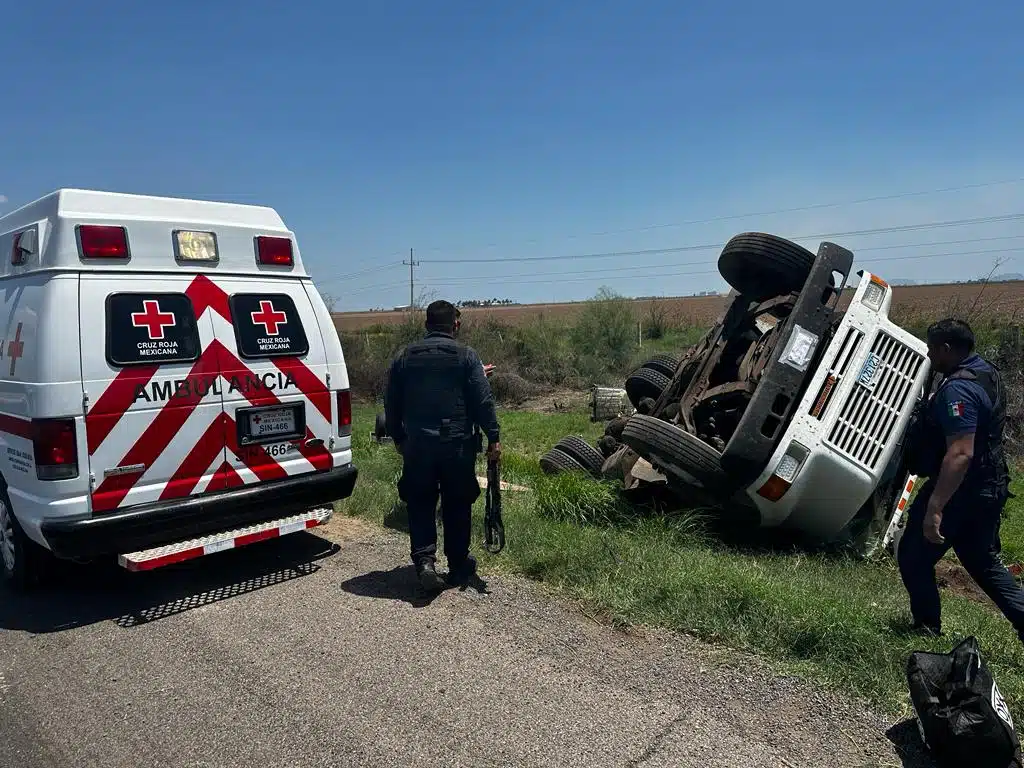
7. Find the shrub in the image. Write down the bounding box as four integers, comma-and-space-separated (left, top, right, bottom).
570, 287, 638, 373
488, 371, 546, 406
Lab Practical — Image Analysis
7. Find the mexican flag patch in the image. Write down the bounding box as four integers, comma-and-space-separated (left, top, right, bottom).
949, 400, 964, 418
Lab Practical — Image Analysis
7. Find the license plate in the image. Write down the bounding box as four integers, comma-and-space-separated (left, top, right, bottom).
248, 407, 296, 439
857, 352, 882, 390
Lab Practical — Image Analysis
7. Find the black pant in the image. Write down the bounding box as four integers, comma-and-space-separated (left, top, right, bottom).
897, 481, 1024, 640
398, 437, 481, 568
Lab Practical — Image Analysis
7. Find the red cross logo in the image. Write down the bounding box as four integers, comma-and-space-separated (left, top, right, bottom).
7, 323, 24, 376
251, 300, 287, 336
131, 300, 176, 340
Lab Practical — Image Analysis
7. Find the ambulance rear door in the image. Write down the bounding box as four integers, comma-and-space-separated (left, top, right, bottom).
81, 274, 228, 513
201, 275, 334, 487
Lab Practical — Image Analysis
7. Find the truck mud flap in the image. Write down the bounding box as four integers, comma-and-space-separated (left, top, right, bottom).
719, 241, 853, 485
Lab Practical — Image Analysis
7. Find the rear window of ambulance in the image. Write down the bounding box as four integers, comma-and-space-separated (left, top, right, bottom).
229, 293, 309, 359
106, 293, 202, 367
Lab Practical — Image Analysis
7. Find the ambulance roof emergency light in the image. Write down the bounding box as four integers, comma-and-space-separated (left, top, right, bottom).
255, 236, 293, 267
77, 225, 130, 259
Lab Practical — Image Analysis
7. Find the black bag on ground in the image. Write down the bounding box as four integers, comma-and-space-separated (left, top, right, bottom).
906, 635, 1022, 767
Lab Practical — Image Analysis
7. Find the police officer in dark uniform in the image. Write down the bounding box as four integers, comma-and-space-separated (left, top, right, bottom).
898, 317, 1024, 641
384, 300, 501, 592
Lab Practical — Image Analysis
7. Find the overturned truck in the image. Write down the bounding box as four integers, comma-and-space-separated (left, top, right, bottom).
542, 233, 933, 551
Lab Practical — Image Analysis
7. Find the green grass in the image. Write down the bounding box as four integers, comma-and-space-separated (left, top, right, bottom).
337, 401, 1024, 719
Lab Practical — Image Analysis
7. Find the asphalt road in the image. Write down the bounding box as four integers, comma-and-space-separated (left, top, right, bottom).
0, 516, 932, 768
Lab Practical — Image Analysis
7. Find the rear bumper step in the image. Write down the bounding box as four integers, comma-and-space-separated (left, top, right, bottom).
118, 507, 333, 572
40, 463, 357, 561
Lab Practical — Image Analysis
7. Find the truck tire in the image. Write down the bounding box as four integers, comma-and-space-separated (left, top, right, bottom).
374, 412, 387, 438
554, 435, 605, 476
539, 447, 589, 476
620, 415, 727, 488
0, 489, 53, 591
625, 368, 671, 410
718, 233, 816, 302
640, 354, 680, 379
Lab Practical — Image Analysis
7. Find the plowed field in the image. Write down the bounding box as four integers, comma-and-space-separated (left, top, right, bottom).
333, 281, 1024, 332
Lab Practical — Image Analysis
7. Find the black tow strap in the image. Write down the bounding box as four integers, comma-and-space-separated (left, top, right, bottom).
484, 457, 505, 554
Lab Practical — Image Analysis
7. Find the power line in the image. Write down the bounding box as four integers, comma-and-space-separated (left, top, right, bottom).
416, 246, 1021, 289
321, 176, 1024, 274
418, 235, 1024, 284
339, 280, 408, 296
421, 213, 1024, 265
332, 261, 404, 281
408, 177, 1024, 255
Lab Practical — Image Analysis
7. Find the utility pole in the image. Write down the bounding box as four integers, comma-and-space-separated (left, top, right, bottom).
402, 248, 420, 309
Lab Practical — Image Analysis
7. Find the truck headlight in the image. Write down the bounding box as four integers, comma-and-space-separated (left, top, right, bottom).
860, 274, 889, 312
756, 441, 809, 501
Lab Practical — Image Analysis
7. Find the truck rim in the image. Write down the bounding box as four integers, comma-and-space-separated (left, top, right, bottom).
0, 501, 15, 574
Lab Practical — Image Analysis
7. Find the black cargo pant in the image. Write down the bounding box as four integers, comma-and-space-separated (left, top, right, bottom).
897, 481, 1024, 641
398, 435, 481, 570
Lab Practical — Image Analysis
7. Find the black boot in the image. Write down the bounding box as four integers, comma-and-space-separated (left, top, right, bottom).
416, 559, 445, 592
447, 553, 477, 586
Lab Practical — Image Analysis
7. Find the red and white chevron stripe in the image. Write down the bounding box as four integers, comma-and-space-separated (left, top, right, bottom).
86, 275, 337, 513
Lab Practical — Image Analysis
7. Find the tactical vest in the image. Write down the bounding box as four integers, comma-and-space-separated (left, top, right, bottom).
397, 332, 474, 442
904, 357, 1009, 496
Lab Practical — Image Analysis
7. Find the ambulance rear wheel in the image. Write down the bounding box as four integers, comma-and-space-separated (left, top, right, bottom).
0, 490, 53, 591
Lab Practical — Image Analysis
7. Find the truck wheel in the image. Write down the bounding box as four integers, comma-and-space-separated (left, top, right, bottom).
374, 412, 387, 438
620, 415, 727, 488
604, 416, 629, 440
718, 233, 816, 302
625, 368, 671, 410
640, 354, 680, 379
539, 447, 589, 476
554, 436, 605, 476
597, 435, 620, 458
0, 490, 53, 591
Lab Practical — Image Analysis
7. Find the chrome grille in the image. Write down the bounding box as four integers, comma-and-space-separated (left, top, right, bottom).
825, 331, 926, 470
809, 327, 864, 418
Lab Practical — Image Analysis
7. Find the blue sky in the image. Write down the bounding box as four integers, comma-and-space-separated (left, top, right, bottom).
3, 1, 1023, 310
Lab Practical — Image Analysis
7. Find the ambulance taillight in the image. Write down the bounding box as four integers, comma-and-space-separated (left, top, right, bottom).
77, 225, 130, 259
255, 236, 294, 266
337, 390, 352, 436
32, 418, 79, 481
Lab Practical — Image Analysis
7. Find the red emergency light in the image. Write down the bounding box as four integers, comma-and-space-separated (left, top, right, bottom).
336, 390, 352, 436
255, 236, 294, 267
78, 225, 130, 259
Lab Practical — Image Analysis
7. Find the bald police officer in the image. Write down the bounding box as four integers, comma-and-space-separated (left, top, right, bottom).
898, 317, 1024, 642
384, 300, 501, 592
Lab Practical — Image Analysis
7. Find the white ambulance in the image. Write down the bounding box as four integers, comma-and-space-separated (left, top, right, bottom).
0, 189, 357, 589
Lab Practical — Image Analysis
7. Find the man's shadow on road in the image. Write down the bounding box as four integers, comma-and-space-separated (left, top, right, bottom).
340, 566, 490, 608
